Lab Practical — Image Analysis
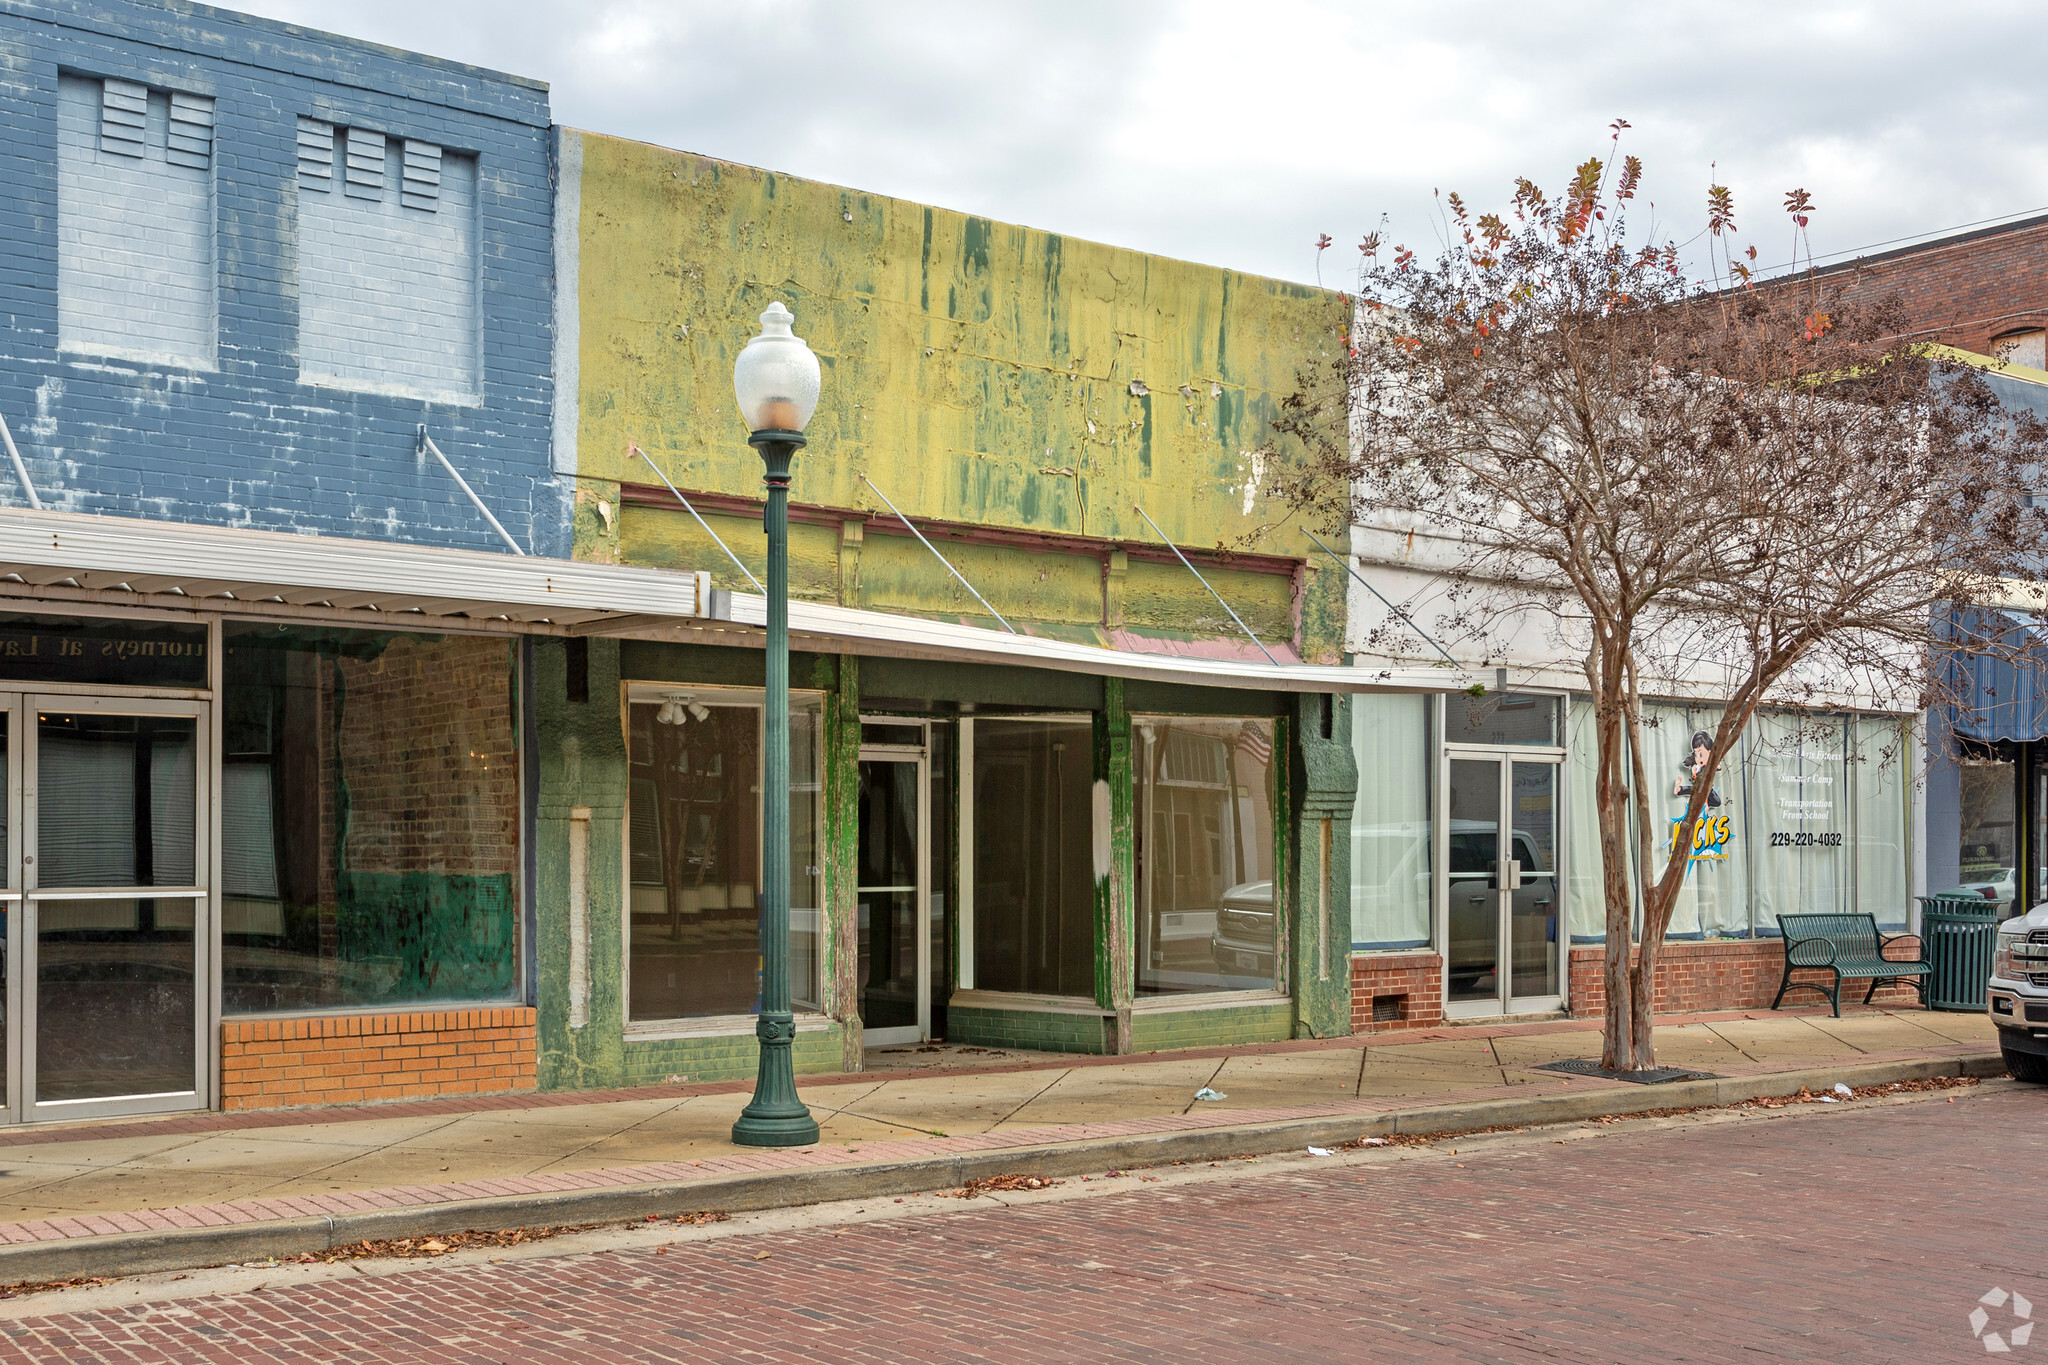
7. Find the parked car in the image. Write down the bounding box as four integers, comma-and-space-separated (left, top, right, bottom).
1208, 880, 1276, 984
1988, 905, 2048, 1083
1447, 824, 1556, 998
1936, 866, 2016, 910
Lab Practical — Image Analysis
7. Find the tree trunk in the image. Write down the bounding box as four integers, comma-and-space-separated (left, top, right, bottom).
1622, 659, 1658, 1067
1592, 644, 1636, 1071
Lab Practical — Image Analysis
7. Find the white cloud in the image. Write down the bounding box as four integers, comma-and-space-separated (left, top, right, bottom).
229, 0, 2048, 286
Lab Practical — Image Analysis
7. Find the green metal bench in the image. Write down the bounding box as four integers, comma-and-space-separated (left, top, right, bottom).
1772, 912, 1929, 1017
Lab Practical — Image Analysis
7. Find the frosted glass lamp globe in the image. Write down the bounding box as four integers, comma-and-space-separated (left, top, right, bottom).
732, 301, 821, 435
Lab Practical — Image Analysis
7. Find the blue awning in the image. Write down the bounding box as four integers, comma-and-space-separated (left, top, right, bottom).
1949, 607, 2048, 742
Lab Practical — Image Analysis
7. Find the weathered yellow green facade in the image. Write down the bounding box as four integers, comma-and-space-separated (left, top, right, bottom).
534, 128, 1359, 1094
556, 129, 1346, 656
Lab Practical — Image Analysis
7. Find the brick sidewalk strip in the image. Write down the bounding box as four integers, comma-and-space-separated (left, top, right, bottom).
0, 1036, 1993, 1255
0, 1000, 1945, 1151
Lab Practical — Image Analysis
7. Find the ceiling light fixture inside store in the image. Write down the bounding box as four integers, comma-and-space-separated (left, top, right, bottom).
656, 693, 710, 726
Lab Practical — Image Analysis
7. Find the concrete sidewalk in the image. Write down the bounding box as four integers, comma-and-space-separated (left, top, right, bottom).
0, 1004, 1999, 1280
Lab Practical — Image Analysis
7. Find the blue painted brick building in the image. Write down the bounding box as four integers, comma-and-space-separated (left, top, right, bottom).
0, 0, 564, 554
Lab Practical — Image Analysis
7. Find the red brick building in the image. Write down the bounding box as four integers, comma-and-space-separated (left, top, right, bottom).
1803, 213, 2048, 366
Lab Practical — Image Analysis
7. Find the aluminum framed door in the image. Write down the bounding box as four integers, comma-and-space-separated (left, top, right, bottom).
1441, 753, 1563, 1018
857, 750, 928, 1046
19, 694, 210, 1123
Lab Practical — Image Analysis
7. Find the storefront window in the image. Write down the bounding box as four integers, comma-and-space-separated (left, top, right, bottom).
1851, 719, 1910, 928
1565, 701, 1909, 942
1565, 701, 1632, 942
1958, 756, 2016, 912
972, 719, 1094, 997
1351, 694, 1430, 949
1135, 718, 1277, 995
1643, 704, 1748, 939
220, 624, 520, 1013
627, 692, 822, 1021
1745, 714, 1848, 934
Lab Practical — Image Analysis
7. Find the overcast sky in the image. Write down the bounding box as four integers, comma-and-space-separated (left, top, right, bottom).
230, 0, 2048, 290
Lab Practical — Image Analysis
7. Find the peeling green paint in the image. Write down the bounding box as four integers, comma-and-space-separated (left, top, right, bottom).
1289, 695, 1358, 1039
570, 132, 1350, 660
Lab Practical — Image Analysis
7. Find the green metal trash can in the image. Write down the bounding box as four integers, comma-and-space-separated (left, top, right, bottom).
1917, 895, 2003, 1011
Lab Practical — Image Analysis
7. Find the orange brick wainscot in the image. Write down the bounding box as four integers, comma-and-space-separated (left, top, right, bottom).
220, 1008, 537, 1111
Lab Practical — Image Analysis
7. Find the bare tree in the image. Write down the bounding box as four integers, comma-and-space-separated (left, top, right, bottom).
1276, 135, 2048, 1069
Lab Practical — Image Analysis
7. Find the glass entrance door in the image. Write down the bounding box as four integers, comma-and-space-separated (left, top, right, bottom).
18, 695, 209, 1121
857, 752, 927, 1046
1444, 755, 1562, 1017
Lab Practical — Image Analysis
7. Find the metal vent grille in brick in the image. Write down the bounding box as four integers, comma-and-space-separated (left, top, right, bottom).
401, 140, 442, 211
344, 126, 386, 199
296, 117, 334, 189
1372, 994, 1402, 1023
166, 91, 213, 170
98, 78, 147, 158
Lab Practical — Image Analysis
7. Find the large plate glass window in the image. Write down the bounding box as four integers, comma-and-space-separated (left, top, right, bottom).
1747, 713, 1849, 933
1351, 693, 1431, 951
626, 688, 823, 1022
218, 624, 521, 1014
1135, 717, 1277, 996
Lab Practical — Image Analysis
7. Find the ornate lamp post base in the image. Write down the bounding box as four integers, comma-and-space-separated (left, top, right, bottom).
731, 1012, 820, 1147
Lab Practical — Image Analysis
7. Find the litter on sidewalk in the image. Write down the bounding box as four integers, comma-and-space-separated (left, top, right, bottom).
1193, 1087, 1227, 1101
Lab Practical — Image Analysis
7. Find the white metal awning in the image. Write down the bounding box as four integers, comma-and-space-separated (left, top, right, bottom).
0, 507, 1469, 694
611, 590, 1469, 695
0, 505, 702, 629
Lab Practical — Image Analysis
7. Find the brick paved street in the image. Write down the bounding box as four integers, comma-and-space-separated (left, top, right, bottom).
0, 1082, 2039, 1363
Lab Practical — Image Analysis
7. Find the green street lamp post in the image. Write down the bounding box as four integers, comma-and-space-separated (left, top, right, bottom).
731, 301, 823, 1148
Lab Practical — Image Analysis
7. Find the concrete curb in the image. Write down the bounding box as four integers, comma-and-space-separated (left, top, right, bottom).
0, 1050, 2002, 1284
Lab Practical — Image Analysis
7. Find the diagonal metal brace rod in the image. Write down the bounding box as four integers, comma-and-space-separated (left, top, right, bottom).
419, 427, 524, 555
1301, 528, 1462, 668
630, 444, 765, 593
0, 409, 43, 510
860, 474, 1018, 634
1130, 503, 1278, 665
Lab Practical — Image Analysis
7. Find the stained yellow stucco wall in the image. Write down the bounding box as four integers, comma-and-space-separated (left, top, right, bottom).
569, 129, 1345, 657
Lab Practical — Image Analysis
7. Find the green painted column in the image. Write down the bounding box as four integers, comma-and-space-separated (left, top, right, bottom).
534, 635, 629, 1090
1289, 693, 1358, 1038
825, 655, 863, 1070
1094, 678, 1136, 1052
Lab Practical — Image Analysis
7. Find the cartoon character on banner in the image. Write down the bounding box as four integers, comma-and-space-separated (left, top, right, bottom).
1673, 730, 1722, 808
1671, 729, 1732, 863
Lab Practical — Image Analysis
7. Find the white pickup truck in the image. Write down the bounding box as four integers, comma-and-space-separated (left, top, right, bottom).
1990, 907, 2048, 1082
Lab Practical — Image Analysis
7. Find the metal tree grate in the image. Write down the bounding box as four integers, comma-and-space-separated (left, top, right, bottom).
1534, 1058, 1719, 1085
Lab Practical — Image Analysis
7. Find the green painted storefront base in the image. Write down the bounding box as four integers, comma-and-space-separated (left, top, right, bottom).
614, 1025, 847, 1088
1129, 1000, 1294, 1052
945, 999, 1295, 1055
947, 1005, 1113, 1054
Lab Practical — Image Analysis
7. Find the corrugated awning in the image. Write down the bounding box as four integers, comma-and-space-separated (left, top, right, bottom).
1949, 606, 2048, 742
0, 507, 1464, 694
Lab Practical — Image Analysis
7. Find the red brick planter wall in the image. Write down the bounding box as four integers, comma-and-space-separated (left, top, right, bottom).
1352, 941, 1922, 1029
220, 1007, 538, 1111
1350, 953, 1444, 1032
1567, 940, 1920, 1017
